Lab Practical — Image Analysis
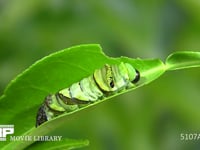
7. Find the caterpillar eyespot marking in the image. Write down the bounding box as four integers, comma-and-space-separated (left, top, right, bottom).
36, 62, 140, 127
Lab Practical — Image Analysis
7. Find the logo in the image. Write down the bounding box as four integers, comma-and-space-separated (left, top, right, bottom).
0, 125, 62, 142
0, 125, 14, 141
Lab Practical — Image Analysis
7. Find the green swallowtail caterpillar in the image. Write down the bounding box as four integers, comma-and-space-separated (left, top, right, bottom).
36, 62, 140, 127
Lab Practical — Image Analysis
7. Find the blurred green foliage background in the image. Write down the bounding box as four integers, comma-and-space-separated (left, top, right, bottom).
1, 0, 200, 150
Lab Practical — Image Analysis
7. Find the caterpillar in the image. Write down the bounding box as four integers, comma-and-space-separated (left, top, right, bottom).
36, 62, 140, 127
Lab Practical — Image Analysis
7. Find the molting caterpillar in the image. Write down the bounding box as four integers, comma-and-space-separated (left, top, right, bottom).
36, 62, 140, 127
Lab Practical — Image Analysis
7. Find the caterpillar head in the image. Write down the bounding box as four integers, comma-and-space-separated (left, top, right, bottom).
124, 63, 140, 83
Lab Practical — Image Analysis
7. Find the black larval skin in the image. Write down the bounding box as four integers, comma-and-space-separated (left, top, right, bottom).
36, 104, 47, 127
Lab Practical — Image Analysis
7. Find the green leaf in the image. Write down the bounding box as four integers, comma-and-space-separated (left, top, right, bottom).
1, 44, 200, 149
0, 44, 165, 149
3, 138, 89, 150
26, 139, 89, 150
165, 51, 200, 70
